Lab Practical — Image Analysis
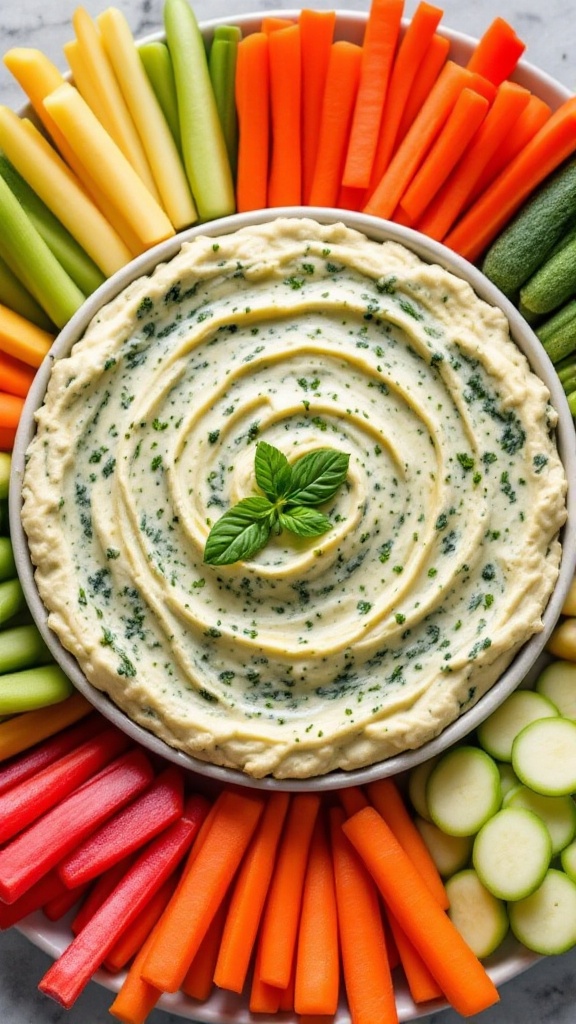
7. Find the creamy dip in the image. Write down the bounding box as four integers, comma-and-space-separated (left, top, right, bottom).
22, 218, 567, 778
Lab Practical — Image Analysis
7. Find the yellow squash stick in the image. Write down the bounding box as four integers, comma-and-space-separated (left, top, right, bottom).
0, 106, 133, 277
63, 38, 111, 130
0, 302, 54, 367
71, 6, 160, 202
44, 83, 176, 249
0, 693, 92, 763
97, 7, 197, 230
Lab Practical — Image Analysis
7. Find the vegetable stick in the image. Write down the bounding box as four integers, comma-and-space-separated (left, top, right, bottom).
138, 41, 181, 153
234, 31, 270, 213
368, 1, 444, 188
70, 856, 135, 937
0, 255, 54, 330
0, 869, 69, 930
300, 8, 336, 202
181, 898, 228, 1002
387, 909, 443, 1003
108, 921, 163, 1024
0, 351, 34, 399
0, 301, 53, 368
0, 392, 24, 434
466, 16, 526, 85
278, 959, 296, 1011
396, 33, 450, 144
342, 0, 404, 189
343, 807, 500, 1017
445, 96, 576, 262
0, 537, 15, 582
330, 807, 398, 1024
469, 92, 552, 201
43, 882, 90, 922
0, 425, 16, 452
141, 789, 264, 993
262, 17, 295, 32
0, 710, 98, 795
43, 83, 175, 250
308, 41, 362, 208
0, 451, 9, 499
104, 875, 178, 973
0, 578, 25, 625
63, 38, 111, 132
338, 785, 369, 817
294, 815, 340, 1016
257, 792, 321, 990
213, 790, 290, 993
398, 88, 489, 222
337, 185, 366, 212
209, 28, 241, 176
97, 7, 197, 230
249, 931, 283, 1014
0, 692, 92, 762
268, 24, 302, 207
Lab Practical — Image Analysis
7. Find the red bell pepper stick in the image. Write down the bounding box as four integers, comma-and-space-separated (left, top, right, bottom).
59, 765, 184, 888
38, 793, 211, 1008
71, 855, 136, 937
0, 870, 69, 929
43, 882, 90, 922
0, 713, 105, 796
0, 748, 154, 904
0, 725, 131, 845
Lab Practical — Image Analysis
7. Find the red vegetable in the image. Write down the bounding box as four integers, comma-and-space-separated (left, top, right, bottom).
0, 870, 68, 930
71, 856, 135, 937
0, 713, 104, 796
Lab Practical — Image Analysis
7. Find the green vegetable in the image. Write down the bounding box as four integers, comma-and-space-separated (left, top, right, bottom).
508, 869, 576, 955
0, 664, 73, 715
0, 253, 54, 330
535, 300, 576, 364
0, 453, 10, 500
138, 40, 182, 153
0, 578, 26, 626
0, 538, 16, 582
208, 28, 241, 176
0, 624, 52, 674
521, 230, 576, 314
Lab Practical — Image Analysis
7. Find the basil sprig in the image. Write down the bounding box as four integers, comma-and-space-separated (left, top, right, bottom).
203, 441, 350, 566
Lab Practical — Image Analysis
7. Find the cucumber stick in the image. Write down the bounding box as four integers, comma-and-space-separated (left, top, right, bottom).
535, 299, 576, 364
0, 624, 52, 674
138, 41, 182, 152
0, 253, 54, 330
521, 231, 576, 314
209, 29, 241, 176
0, 664, 73, 714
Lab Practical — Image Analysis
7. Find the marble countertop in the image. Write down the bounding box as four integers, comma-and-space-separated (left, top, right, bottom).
1, 0, 576, 1022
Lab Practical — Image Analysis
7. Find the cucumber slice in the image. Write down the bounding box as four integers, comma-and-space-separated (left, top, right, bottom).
426, 746, 502, 837
476, 689, 558, 762
508, 869, 576, 955
407, 756, 439, 821
445, 869, 508, 959
536, 660, 576, 719
497, 762, 520, 799
473, 807, 551, 901
560, 838, 576, 881
507, 785, 576, 855
512, 716, 576, 796
414, 815, 473, 877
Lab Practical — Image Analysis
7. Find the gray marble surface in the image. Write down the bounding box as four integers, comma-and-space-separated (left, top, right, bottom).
1, 0, 576, 1021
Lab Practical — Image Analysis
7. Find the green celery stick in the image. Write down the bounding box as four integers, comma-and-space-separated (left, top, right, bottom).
0, 538, 16, 581
0, 664, 73, 714
0, 623, 52, 674
213, 25, 242, 42
0, 253, 54, 330
208, 35, 239, 177
0, 174, 85, 329
138, 41, 182, 153
567, 389, 576, 416
0, 452, 10, 499
0, 155, 105, 297
164, 0, 235, 221
0, 578, 26, 625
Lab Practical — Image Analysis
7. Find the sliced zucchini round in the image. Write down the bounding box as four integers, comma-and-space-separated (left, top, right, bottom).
476, 689, 558, 762
445, 868, 508, 959
509, 869, 576, 955
426, 745, 502, 837
473, 806, 551, 901
512, 716, 576, 796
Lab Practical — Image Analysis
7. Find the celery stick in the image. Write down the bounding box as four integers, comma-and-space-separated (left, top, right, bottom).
568, 389, 576, 416
164, 0, 235, 221
0, 538, 16, 581
0, 453, 10, 500
208, 35, 239, 177
0, 624, 52, 674
0, 175, 85, 328
138, 41, 182, 153
0, 579, 26, 625
213, 26, 242, 43
0, 664, 73, 714
0, 154, 105, 296
0, 254, 54, 330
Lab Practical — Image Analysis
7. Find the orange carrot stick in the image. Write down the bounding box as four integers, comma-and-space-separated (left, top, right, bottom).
213, 790, 290, 994
0, 302, 53, 368
300, 9, 336, 202
257, 792, 321, 991
249, 929, 283, 1014
387, 909, 443, 1004
234, 32, 269, 213
398, 87, 489, 222
337, 184, 366, 212
294, 815, 340, 1016
268, 24, 302, 207
0, 425, 16, 451
343, 807, 500, 1017
396, 32, 450, 144
342, 0, 404, 189
108, 918, 163, 1024
0, 349, 35, 398
338, 785, 369, 818
104, 875, 177, 973
278, 958, 296, 1011
330, 807, 397, 1024
469, 92, 552, 202
366, 778, 448, 908
181, 898, 228, 1002
261, 17, 295, 33
308, 41, 362, 208
0, 391, 24, 433
466, 16, 526, 85
140, 789, 263, 994
445, 95, 576, 262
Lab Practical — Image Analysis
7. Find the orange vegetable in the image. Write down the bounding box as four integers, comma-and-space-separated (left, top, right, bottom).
445, 95, 576, 262
104, 875, 177, 973
234, 32, 269, 213
294, 815, 340, 1016
0, 391, 24, 436
0, 349, 35, 398
300, 8, 336, 202
140, 789, 264, 994
213, 790, 290, 994
268, 24, 302, 206
469, 92, 552, 202
249, 932, 283, 1014
330, 807, 397, 1024
0, 694, 92, 763
308, 41, 362, 208
338, 785, 369, 817
342, 0, 404, 189
396, 32, 450, 144
343, 807, 500, 1017
337, 185, 366, 211
261, 17, 295, 33
466, 16, 525, 85
181, 898, 228, 1002
0, 302, 53, 368
108, 918, 162, 1024
387, 909, 443, 1004
0, 425, 17, 451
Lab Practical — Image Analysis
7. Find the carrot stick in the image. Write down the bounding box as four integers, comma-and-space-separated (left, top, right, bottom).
294, 815, 340, 1016
387, 909, 443, 1003
364, 61, 476, 219
267, 24, 302, 206
108, 918, 163, 1024
213, 790, 290, 994
342, 0, 404, 189
0, 350, 35, 398
140, 789, 264, 994
0, 302, 53, 368
0, 425, 16, 452
396, 33, 450, 144
466, 16, 525, 85
257, 792, 321, 990
261, 17, 295, 33
0, 392, 24, 434
343, 807, 500, 1017
338, 785, 369, 817
337, 185, 366, 211
300, 9, 336, 203
249, 930, 283, 1014
398, 87, 489, 222
369, 1, 444, 188
366, 778, 448, 908
234, 32, 269, 213
104, 875, 177, 973
0, 693, 91, 762
445, 95, 576, 262
278, 958, 296, 1011
417, 80, 531, 240
181, 898, 228, 1002
330, 807, 397, 1024
469, 92, 552, 202
308, 41, 362, 208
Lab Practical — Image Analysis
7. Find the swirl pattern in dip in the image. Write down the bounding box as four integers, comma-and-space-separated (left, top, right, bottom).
22, 218, 567, 778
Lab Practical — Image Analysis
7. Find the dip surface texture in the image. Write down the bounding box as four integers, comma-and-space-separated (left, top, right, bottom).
22, 218, 567, 778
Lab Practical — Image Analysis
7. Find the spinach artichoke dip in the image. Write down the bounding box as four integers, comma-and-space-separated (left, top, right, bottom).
21, 218, 567, 779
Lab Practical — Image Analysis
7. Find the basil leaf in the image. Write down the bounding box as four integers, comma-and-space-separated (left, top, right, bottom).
204, 497, 273, 565
279, 506, 332, 538
254, 441, 292, 500
286, 449, 350, 506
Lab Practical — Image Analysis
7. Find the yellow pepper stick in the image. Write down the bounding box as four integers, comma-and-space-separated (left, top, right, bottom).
0, 302, 54, 367
97, 7, 197, 230
0, 106, 133, 278
63, 38, 111, 129
71, 6, 161, 203
44, 83, 176, 250
0, 692, 92, 763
